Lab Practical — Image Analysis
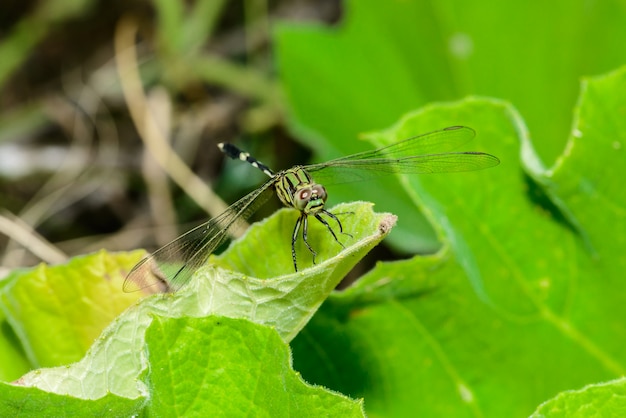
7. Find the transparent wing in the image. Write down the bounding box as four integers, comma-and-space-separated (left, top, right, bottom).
322, 126, 475, 163
305, 126, 499, 185
123, 179, 276, 293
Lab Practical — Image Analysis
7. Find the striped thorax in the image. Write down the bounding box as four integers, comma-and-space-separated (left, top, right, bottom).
275, 168, 328, 215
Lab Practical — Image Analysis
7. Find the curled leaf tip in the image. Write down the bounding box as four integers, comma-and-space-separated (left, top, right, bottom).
379, 214, 397, 235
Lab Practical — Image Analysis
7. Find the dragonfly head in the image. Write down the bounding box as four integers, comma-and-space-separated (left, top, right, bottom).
294, 183, 327, 214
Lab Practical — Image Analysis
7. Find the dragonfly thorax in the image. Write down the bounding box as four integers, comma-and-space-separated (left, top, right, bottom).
275, 167, 328, 214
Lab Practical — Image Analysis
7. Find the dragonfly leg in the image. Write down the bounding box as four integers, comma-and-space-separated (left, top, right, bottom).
291, 215, 301, 271
321, 209, 353, 239
292, 214, 316, 271
315, 212, 347, 247
300, 214, 318, 267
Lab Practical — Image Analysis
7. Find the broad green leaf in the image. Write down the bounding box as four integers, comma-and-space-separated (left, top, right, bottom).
1, 202, 390, 415
0, 250, 144, 370
0, 384, 141, 417
144, 316, 364, 417
213, 201, 392, 280
275, 0, 626, 252
292, 68, 626, 417
530, 377, 626, 418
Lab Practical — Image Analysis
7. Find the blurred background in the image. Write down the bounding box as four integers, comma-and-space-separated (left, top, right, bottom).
0, 0, 341, 276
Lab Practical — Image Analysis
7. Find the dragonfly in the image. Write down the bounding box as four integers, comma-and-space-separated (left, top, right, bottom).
123, 125, 499, 293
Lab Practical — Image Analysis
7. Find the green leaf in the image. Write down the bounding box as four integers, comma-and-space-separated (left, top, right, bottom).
530, 378, 626, 418
144, 316, 364, 417
292, 68, 626, 417
275, 0, 626, 252
1, 202, 390, 415
0, 384, 142, 417
214, 201, 392, 277
210, 202, 396, 342
0, 250, 144, 370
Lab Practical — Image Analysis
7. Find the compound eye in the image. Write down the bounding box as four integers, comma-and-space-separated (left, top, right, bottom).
293, 187, 313, 210
298, 188, 311, 201
312, 185, 327, 201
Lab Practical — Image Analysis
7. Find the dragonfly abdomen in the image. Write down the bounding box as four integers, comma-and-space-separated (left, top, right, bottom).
218, 142, 274, 177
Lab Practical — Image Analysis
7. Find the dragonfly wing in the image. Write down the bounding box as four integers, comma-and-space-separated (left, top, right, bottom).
319, 126, 477, 166
308, 152, 500, 186
124, 180, 276, 293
